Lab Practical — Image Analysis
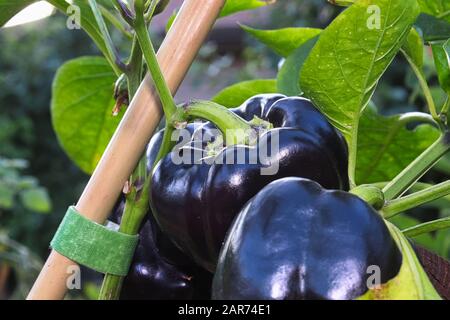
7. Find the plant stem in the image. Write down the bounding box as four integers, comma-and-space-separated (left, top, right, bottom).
402, 217, 450, 237
134, 7, 177, 119
88, 0, 125, 74
402, 50, 439, 121
98, 156, 150, 300
99, 0, 180, 300
174, 100, 256, 145
383, 180, 450, 218
437, 10, 450, 19
144, 0, 158, 21
126, 36, 143, 98
441, 97, 450, 116
348, 123, 359, 189
382, 134, 450, 201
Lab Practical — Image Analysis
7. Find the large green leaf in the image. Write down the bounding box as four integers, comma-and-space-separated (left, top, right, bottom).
418, 0, 450, 23
300, 0, 420, 184
212, 79, 277, 108
277, 37, 319, 96
51, 56, 122, 174
242, 25, 322, 57
0, 0, 36, 27
356, 107, 439, 184
432, 39, 450, 95
220, 0, 274, 17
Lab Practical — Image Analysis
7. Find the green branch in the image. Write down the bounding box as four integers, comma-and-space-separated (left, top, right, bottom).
402, 217, 450, 237
402, 50, 439, 121
133, 3, 177, 119
383, 180, 450, 218
382, 134, 450, 201
98, 155, 150, 300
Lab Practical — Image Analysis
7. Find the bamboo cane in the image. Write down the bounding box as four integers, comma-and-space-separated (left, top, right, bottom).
27, 0, 226, 300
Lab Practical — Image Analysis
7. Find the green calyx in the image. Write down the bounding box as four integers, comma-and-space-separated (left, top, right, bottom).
171, 100, 261, 146
357, 222, 441, 300
203, 115, 274, 157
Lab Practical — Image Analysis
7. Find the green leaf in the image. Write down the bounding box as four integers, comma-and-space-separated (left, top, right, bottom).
432, 39, 450, 95
402, 28, 424, 69
241, 25, 322, 57
358, 222, 441, 300
356, 107, 439, 184
212, 79, 277, 108
0, 0, 36, 27
415, 13, 450, 42
165, 9, 177, 33
220, 0, 274, 17
403, 217, 450, 237
51, 56, 122, 174
417, 0, 450, 23
300, 0, 420, 185
47, 0, 112, 72
19, 187, 51, 213
277, 37, 319, 96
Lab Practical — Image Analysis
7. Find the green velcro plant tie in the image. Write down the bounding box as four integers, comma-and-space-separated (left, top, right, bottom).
50, 206, 138, 276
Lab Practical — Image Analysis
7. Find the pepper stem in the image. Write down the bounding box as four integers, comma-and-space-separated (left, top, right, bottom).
173, 100, 256, 146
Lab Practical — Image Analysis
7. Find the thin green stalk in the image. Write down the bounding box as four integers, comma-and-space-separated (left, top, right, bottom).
441, 96, 450, 116
383, 180, 450, 218
88, 0, 125, 75
99, 0, 179, 300
437, 10, 450, 20
99, 4, 133, 39
382, 134, 450, 201
348, 119, 360, 189
134, 6, 177, 119
98, 156, 150, 300
402, 51, 439, 121
126, 36, 143, 98
402, 217, 450, 237
144, 0, 158, 21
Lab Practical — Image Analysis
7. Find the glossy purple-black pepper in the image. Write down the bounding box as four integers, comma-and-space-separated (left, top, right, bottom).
149, 94, 350, 271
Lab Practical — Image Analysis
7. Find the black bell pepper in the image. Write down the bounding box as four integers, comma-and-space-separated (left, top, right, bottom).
149, 94, 350, 271
212, 177, 403, 300
108, 123, 212, 300
110, 201, 212, 300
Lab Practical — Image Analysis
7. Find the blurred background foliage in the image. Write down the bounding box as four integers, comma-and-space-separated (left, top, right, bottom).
0, 0, 448, 299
